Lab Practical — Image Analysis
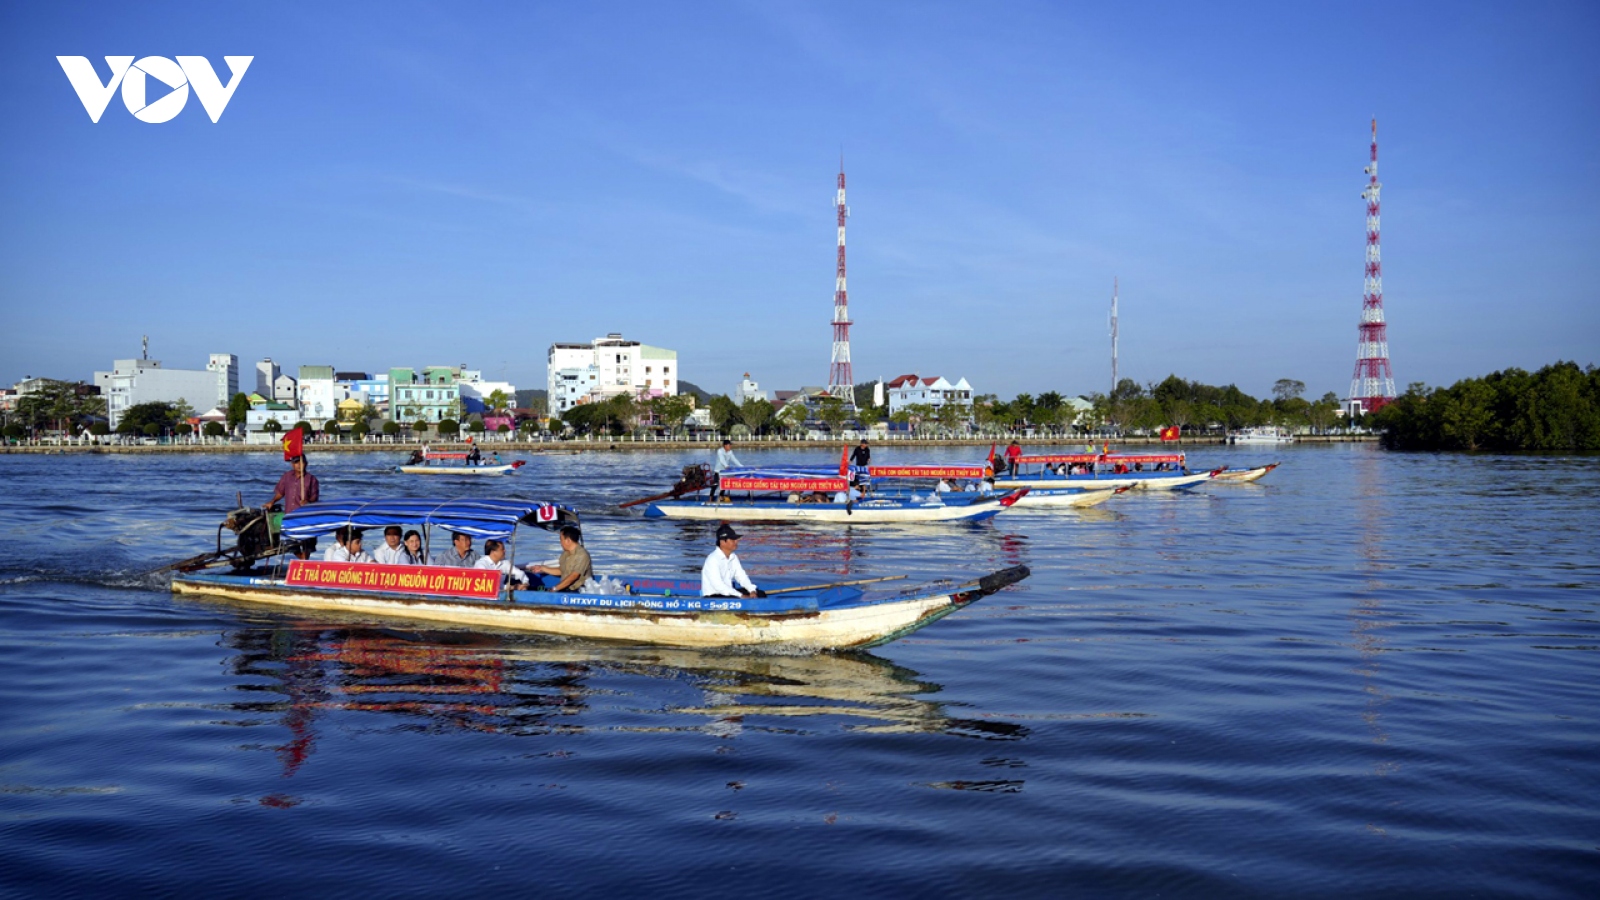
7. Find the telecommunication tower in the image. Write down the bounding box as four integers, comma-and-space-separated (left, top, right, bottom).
1110, 278, 1119, 397
1349, 118, 1395, 412
827, 161, 856, 410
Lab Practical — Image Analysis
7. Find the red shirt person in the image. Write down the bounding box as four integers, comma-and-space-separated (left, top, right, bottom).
268, 454, 320, 513
1003, 440, 1023, 475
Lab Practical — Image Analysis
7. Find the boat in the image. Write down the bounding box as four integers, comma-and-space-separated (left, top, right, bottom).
1211, 462, 1280, 483
1227, 426, 1295, 445
169, 498, 1031, 650
991, 452, 1217, 492
394, 449, 525, 476
640, 464, 1027, 524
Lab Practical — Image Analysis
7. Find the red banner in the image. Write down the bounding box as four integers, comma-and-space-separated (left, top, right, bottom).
1017, 454, 1100, 464
869, 465, 989, 478
720, 476, 848, 492
1103, 453, 1185, 464
286, 560, 502, 600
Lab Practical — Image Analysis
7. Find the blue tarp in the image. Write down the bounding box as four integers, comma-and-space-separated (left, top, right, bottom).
280, 498, 575, 541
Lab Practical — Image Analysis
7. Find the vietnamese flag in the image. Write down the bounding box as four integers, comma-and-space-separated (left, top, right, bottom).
1160, 426, 1180, 442
282, 428, 304, 460
840, 444, 850, 477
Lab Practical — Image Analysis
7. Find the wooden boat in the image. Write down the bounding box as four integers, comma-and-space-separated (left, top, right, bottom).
395, 450, 525, 476
169, 498, 1030, 650
1008, 485, 1128, 508
643, 465, 1027, 524
991, 452, 1217, 492
1211, 462, 1280, 483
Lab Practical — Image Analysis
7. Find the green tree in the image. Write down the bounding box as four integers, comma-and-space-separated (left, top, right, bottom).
707, 395, 739, 433
203, 421, 227, 438
437, 418, 460, 437
350, 419, 370, 439
1272, 379, 1307, 402
816, 397, 848, 434
775, 401, 808, 434
117, 401, 179, 436
468, 418, 486, 434
412, 420, 430, 438
176, 423, 193, 436
650, 395, 695, 434
172, 397, 196, 422
382, 420, 400, 437
293, 421, 314, 435
737, 397, 775, 435
263, 418, 282, 433
227, 392, 251, 431
90, 422, 110, 437
2, 423, 23, 441
322, 419, 342, 439
485, 389, 511, 416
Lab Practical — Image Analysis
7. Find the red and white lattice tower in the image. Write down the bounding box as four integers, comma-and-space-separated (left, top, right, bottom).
1349, 117, 1395, 412
827, 161, 856, 409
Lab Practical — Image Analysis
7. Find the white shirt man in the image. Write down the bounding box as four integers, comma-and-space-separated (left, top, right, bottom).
328, 530, 375, 563
714, 441, 743, 474
474, 539, 529, 587
372, 526, 409, 565
323, 527, 353, 562
701, 524, 759, 598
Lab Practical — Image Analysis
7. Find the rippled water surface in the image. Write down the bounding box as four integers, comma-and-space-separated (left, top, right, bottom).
2, 444, 1596, 897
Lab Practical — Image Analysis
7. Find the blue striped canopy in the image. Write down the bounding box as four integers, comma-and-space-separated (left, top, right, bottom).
280, 498, 576, 541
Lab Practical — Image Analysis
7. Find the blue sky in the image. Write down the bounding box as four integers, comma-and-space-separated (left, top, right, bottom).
2, 1, 1596, 401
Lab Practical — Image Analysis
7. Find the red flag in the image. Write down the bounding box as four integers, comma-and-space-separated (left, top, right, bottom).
282, 428, 303, 460
840, 444, 850, 477
1160, 426, 1180, 442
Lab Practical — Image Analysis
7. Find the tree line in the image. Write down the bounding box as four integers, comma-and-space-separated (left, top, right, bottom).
1372, 361, 1599, 452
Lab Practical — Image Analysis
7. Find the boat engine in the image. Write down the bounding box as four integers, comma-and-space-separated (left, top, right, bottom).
223, 506, 277, 568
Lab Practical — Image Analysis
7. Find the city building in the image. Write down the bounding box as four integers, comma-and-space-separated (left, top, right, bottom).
388, 366, 462, 424
457, 369, 516, 416
273, 372, 298, 404
734, 373, 768, 405
297, 365, 338, 425
884, 374, 974, 417
547, 333, 677, 414
337, 372, 389, 413
244, 401, 297, 444
255, 358, 280, 396
94, 353, 238, 430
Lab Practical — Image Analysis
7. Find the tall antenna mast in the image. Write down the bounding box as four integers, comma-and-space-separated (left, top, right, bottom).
1110, 278, 1119, 397
142, 334, 149, 361
827, 158, 856, 410
1349, 117, 1395, 412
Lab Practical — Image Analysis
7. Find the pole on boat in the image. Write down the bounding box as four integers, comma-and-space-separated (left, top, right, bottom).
762, 575, 908, 596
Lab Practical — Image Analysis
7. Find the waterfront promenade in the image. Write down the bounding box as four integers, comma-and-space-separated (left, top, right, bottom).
0, 433, 1376, 454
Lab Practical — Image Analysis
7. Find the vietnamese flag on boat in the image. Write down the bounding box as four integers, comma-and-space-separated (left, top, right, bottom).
1160, 426, 1180, 442
840, 444, 850, 477
282, 428, 303, 460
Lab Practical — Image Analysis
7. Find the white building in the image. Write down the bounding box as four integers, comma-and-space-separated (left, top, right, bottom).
547, 333, 677, 414
94, 353, 238, 430
273, 373, 298, 404
297, 365, 339, 425
734, 373, 768, 405
884, 374, 974, 417
256, 358, 280, 396
457, 369, 516, 415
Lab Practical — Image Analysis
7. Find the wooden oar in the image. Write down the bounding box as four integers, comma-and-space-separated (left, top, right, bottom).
762, 575, 908, 596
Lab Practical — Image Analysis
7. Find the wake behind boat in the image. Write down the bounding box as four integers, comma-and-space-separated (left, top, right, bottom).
169, 497, 1030, 650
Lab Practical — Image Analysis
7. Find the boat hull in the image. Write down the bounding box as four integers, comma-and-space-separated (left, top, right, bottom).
171, 567, 1027, 650
395, 464, 517, 476
643, 498, 1006, 523
1212, 463, 1279, 483
1008, 488, 1121, 508
993, 471, 1213, 492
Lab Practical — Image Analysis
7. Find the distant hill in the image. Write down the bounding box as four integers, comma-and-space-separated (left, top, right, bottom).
515, 389, 546, 410
678, 380, 712, 403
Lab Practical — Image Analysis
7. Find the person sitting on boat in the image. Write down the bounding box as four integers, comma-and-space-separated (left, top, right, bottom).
709, 439, 743, 499
323, 526, 352, 562
701, 524, 764, 599
467, 442, 483, 466
525, 525, 592, 592
373, 525, 409, 565
343, 530, 375, 564
832, 481, 863, 505
432, 532, 481, 568
402, 530, 424, 564
935, 478, 952, 493
404, 448, 425, 466
475, 539, 529, 589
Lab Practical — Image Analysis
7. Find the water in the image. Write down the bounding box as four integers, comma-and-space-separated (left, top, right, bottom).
1, 444, 1596, 897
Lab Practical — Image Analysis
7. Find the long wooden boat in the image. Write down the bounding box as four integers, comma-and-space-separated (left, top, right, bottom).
644, 466, 1026, 524
169, 498, 1030, 650
1008, 485, 1127, 508
1211, 462, 1280, 483
991, 452, 1217, 492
